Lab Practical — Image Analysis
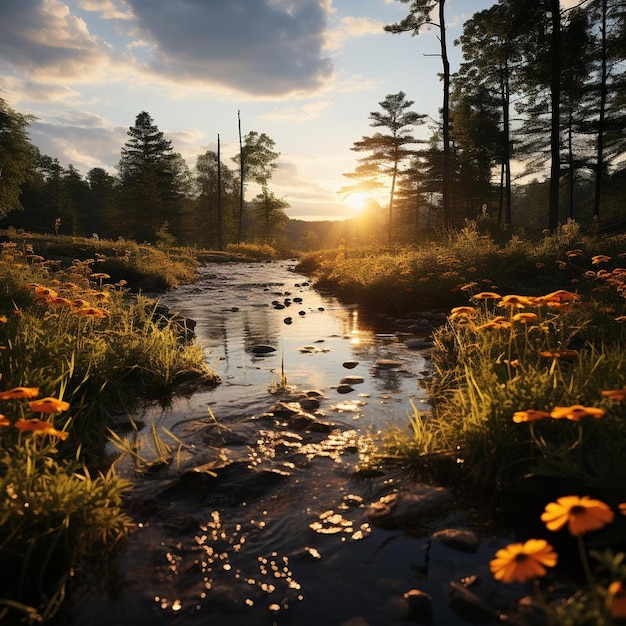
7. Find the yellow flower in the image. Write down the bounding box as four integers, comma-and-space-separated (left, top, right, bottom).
601, 389, 626, 402
14, 418, 69, 440
0, 315, 7, 323
472, 291, 501, 301
0, 414, 10, 427
513, 409, 551, 423
542, 289, 580, 303
499, 295, 534, 309
592, 255, 612, 264
29, 397, 70, 413
90, 272, 110, 280
512, 312, 539, 324
78, 307, 110, 319
0, 386, 40, 400
550, 405, 605, 421
541, 495, 614, 535
608, 581, 626, 618
490, 539, 557, 584
48, 297, 74, 308
34, 286, 58, 299
449, 306, 478, 320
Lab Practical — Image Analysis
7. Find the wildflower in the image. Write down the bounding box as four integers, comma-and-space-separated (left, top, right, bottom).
512, 312, 539, 324
29, 397, 70, 413
472, 291, 501, 301
449, 306, 478, 319
34, 286, 58, 299
91, 291, 109, 302
608, 581, 626, 619
14, 418, 69, 440
550, 405, 605, 421
541, 495, 614, 535
0, 315, 7, 323
460, 282, 479, 291
0, 386, 40, 400
490, 539, 557, 584
539, 349, 579, 359
566, 249, 583, 258
513, 409, 551, 423
90, 272, 110, 280
63, 282, 80, 290
542, 289, 580, 303
48, 297, 74, 308
499, 295, 534, 309
78, 307, 110, 319
602, 389, 626, 401
0, 414, 9, 427
556, 260, 567, 270
592, 255, 612, 264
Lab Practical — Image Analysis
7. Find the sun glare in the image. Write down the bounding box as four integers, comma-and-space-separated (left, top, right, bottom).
343, 192, 368, 213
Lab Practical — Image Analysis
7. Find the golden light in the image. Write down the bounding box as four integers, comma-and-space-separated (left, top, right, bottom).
342, 192, 368, 213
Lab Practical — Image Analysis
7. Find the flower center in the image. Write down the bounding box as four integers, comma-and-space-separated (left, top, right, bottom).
514, 553, 529, 563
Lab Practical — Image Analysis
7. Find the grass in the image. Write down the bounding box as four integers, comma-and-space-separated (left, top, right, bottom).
0, 233, 220, 623
300, 220, 626, 624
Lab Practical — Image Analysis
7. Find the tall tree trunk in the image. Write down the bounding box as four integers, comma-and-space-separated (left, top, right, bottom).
502, 57, 512, 225
217, 134, 223, 250
237, 110, 244, 243
593, 0, 608, 220
440, 0, 452, 231
388, 162, 397, 244
548, 0, 561, 232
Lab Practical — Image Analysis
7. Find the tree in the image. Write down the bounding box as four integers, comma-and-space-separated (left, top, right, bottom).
117, 111, 186, 242
343, 92, 424, 243
250, 190, 289, 245
0, 98, 35, 218
385, 1, 452, 230
232, 130, 280, 242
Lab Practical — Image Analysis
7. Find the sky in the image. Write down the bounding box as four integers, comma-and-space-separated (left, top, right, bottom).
1, 0, 518, 221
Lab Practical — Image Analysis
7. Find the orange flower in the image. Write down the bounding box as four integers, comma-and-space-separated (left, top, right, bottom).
541, 495, 614, 535
0, 387, 40, 400
62, 282, 80, 290
550, 405, 605, 421
512, 312, 539, 324
490, 539, 557, 584
472, 291, 501, 301
619, 503, 626, 516
34, 286, 58, 299
78, 307, 110, 319
48, 297, 74, 307
592, 255, 612, 264
0, 414, 10, 427
29, 397, 70, 413
566, 249, 583, 258
449, 306, 478, 320
542, 289, 580, 303
90, 272, 110, 280
499, 295, 534, 309
608, 581, 626, 618
0, 315, 7, 323
513, 409, 551, 423
601, 389, 626, 402
14, 418, 69, 440
539, 349, 579, 359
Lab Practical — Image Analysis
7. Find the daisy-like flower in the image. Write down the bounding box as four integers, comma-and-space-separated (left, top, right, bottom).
14, 418, 69, 440
472, 291, 502, 301
592, 255, 612, 264
608, 581, 626, 619
34, 286, 58, 299
449, 306, 478, 320
542, 289, 581, 303
499, 295, 534, 309
512, 312, 539, 324
0, 386, 40, 400
78, 307, 110, 319
550, 405, 605, 421
539, 349, 579, 359
566, 249, 583, 258
29, 397, 70, 413
48, 297, 74, 308
490, 539, 557, 584
513, 409, 551, 423
90, 272, 110, 280
601, 389, 626, 402
619, 503, 626, 516
541, 495, 614, 535
0, 414, 10, 427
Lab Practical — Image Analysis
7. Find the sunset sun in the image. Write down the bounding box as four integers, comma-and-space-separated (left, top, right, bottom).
343, 192, 368, 213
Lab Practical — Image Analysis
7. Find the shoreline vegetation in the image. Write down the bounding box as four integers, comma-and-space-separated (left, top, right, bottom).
2, 222, 626, 623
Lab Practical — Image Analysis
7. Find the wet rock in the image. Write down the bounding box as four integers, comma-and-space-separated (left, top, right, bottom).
403, 588, 434, 623
343, 360, 359, 369
448, 580, 505, 624
405, 338, 434, 350
366, 486, 454, 529
337, 384, 354, 394
251, 344, 277, 354
298, 310, 306, 316
283, 317, 293, 325
159, 461, 290, 506
340, 375, 365, 385
299, 397, 321, 410
374, 358, 406, 370
432, 528, 481, 553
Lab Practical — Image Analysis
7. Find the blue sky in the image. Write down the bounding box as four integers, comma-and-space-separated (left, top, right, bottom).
1, 0, 506, 220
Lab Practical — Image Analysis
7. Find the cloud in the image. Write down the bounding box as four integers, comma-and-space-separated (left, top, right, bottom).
125, 0, 334, 96
30, 112, 127, 174
0, 0, 112, 81
77, 0, 133, 20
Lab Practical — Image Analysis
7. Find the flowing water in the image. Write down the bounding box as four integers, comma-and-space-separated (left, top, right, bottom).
71, 261, 510, 626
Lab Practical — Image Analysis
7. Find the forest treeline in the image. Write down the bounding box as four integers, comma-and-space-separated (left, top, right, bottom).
0, 0, 624, 248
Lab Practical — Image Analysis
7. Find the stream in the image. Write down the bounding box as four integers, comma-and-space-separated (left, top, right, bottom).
70, 260, 520, 626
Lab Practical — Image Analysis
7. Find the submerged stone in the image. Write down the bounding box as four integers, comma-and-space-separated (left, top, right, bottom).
251, 345, 277, 354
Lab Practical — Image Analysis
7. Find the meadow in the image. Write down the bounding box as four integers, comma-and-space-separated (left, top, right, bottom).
3, 222, 626, 623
